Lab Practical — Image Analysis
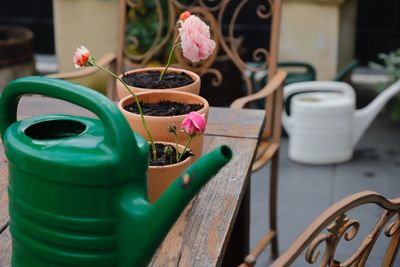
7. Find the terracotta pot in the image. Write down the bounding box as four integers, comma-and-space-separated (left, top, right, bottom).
116, 67, 201, 99
118, 90, 209, 162
147, 142, 192, 203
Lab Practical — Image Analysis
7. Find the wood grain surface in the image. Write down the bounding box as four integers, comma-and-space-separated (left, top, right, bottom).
0, 141, 8, 233
0, 227, 11, 267
149, 136, 257, 266
0, 96, 265, 266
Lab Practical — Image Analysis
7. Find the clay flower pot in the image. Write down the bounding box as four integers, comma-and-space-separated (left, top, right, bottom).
147, 142, 192, 203
118, 90, 209, 161
116, 67, 201, 99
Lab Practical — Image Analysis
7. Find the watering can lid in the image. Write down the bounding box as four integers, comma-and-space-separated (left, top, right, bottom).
3, 114, 147, 186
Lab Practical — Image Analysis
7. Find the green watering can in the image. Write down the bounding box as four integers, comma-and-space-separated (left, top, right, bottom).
0, 77, 232, 267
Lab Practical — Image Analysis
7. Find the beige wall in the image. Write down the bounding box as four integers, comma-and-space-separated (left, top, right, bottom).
279, 0, 357, 80
53, 0, 357, 81
53, 0, 119, 72
338, 0, 357, 71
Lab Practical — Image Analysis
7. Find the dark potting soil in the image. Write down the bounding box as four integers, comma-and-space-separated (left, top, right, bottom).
149, 143, 193, 166
122, 71, 194, 89
125, 100, 203, 116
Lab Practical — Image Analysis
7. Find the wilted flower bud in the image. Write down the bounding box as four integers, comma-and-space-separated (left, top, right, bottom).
179, 11, 191, 22
167, 124, 177, 133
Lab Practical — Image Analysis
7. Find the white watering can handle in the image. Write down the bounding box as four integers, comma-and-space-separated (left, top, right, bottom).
283, 81, 355, 100
282, 81, 356, 136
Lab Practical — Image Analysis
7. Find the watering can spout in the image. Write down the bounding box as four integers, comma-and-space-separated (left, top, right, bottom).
117, 145, 232, 267
353, 79, 400, 145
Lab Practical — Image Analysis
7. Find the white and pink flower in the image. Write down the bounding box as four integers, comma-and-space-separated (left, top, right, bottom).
179, 11, 191, 22
73, 45, 91, 68
179, 14, 216, 63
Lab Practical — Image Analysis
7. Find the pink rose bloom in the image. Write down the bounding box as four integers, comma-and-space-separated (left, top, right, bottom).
181, 111, 206, 136
73, 45, 90, 68
179, 15, 216, 63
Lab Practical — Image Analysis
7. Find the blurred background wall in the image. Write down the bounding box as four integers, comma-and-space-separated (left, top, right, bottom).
0, 0, 400, 78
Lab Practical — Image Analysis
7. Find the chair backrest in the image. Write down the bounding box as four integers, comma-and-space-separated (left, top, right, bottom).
271, 191, 400, 267
116, 0, 282, 106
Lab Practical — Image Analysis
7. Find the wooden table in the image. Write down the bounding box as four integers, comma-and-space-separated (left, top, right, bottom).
0, 96, 265, 266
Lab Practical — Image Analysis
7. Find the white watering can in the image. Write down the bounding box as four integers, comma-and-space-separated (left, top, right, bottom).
282, 80, 400, 164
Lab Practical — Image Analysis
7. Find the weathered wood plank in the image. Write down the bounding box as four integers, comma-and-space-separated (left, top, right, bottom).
149, 136, 257, 266
0, 227, 11, 267
0, 142, 6, 186
17, 96, 94, 118
222, 175, 250, 266
205, 107, 265, 139
0, 141, 8, 233
0, 139, 10, 267
0, 184, 8, 233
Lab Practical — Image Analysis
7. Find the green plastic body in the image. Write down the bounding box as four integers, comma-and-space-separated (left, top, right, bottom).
0, 77, 232, 267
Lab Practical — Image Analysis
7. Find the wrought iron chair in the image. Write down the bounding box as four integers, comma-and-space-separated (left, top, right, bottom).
48, 0, 286, 262
243, 191, 400, 266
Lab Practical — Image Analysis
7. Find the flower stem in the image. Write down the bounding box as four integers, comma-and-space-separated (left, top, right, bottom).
94, 63, 157, 161
171, 131, 179, 162
177, 136, 192, 162
159, 35, 181, 81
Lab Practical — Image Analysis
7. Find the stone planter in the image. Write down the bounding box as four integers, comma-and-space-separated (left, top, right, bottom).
0, 26, 35, 92
279, 0, 357, 79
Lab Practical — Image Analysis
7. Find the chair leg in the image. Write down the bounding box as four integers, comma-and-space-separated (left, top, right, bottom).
240, 150, 280, 267
106, 61, 118, 100
269, 150, 280, 259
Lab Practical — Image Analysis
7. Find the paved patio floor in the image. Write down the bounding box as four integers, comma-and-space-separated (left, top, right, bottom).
250, 113, 400, 266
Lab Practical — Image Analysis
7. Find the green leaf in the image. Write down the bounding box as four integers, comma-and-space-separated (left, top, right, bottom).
368, 62, 384, 70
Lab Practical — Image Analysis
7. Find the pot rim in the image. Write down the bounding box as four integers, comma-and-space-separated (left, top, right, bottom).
149, 141, 192, 169
117, 66, 200, 90
118, 90, 209, 120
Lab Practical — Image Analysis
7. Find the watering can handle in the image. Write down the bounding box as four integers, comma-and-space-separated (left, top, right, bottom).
283, 81, 355, 101
281, 81, 356, 136
0, 76, 136, 159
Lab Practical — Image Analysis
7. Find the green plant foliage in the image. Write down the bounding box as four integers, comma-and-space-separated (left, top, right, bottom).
369, 48, 400, 121
125, 0, 171, 64
126, 1, 158, 55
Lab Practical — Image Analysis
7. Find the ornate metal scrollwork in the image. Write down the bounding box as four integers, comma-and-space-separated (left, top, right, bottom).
304, 211, 400, 266
124, 0, 175, 66
123, 0, 274, 96
271, 192, 400, 267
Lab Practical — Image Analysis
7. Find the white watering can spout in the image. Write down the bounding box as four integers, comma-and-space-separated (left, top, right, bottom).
283, 80, 400, 165
353, 78, 400, 145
